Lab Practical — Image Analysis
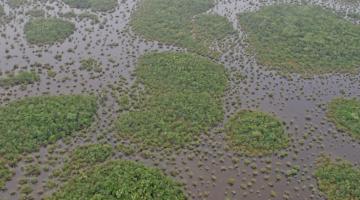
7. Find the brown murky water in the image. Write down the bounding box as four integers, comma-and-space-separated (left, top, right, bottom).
0, 0, 359, 199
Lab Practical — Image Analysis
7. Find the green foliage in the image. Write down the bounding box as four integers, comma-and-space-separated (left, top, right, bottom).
239, 5, 360, 76
24, 18, 75, 45
48, 160, 186, 200
327, 98, 360, 139
63, 0, 118, 12
131, 0, 234, 58
0, 95, 97, 163
117, 52, 227, 148
315, 155, 360, 200
80, 58, 102, 72
225, 110, 289, 156
61, 144, 113, 177
0, 71, 40, 87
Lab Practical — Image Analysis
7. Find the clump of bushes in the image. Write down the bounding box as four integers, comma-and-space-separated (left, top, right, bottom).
239, 5, 360, 76
0, 95, 97, 188
315, 155, 360, 200
327, 98, 360, 140
60, 144, 113, 177
80, 58, 102, 72
24, 18, 75, 45
48, 160, 186, 200
62, 0, 118, 12
225, 110, 289, 156
117, 52, 228, 148
131, 0, 234, 58
0, 71, 40, 87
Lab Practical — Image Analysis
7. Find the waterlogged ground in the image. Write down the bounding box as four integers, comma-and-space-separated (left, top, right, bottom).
0, 0, 359, 199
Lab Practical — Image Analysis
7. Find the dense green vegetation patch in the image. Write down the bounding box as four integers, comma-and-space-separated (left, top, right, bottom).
315, 155, 360, 200
238, 5, 360, 76
0, 94, 96, 164
131, 0, 234, 58
327, 98, 360, 140
0, 71, 40, 87
59, 144, 113, 178
63, 0, 118, 12
48, 160, 186, 200
225, 110, 289, 156
117, 52, 227, 148
24, 18, 75, 45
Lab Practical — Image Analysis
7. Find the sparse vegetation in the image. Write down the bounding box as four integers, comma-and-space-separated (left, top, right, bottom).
131, 0, 234, 58
315, 155, 360, 200
239, 5, 360, 75
63, 0, 118, 12
327, 98, 360, 139
26, 9, 45, 17
0, 71, 40, 87
117, 52, 227, 148
0, 160, 12, 189
0, 95, 97, 188
225, 110, 289, 156
24, 18, 75, 45
80, 58, 102, 72
48, 160, 186, 200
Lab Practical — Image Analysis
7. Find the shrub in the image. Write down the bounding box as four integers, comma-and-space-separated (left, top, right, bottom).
24, 18, 75, 45
225, 110, 289, 156
327, 98, 360, 140
62, 0, 118, 12
238, 5, 360, 76
315, 155, 360, 200
48, 160, 186, 200
0, 71, 40, 87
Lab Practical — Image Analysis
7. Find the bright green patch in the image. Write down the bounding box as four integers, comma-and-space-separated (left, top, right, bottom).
315, 155, 360, 200
0, 71, 40, 87
225, 110, 289, 156
117, 52, 227, 148
63, 0, 118, 12
131, 0, 234, 58
60, 144, 113, 178
239, 5, 360, 76
327, 98, 360, 139
48, 160, 186, 200
24, 18, 75, 45
0, 95, 97, 163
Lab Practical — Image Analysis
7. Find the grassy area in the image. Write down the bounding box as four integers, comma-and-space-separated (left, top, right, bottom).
327, 98, 360, 140
63, 0, 118, 12
117, 52, 227, 148
0, 71, 40, 87
24, 18, 75, 45
26, 9, 46, 17
238, 5, 360, 76
131, 0, 234, 58
48, 160, 186, 200
0, 95, 97, 188
59, 144, 113, 178
225, 110, 289, 156
315, 155, 360, 200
